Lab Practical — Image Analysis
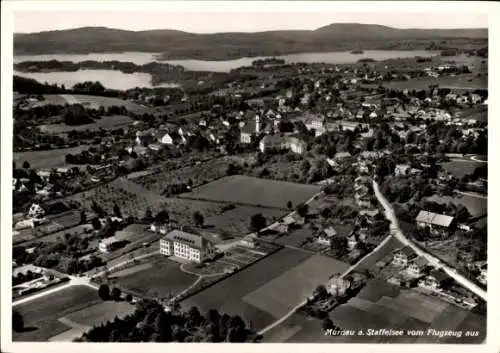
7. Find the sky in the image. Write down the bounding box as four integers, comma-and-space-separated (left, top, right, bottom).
14, 10, 488, 34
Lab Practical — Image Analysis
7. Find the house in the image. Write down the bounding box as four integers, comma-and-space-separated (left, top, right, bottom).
240, 236, 256, 248
150, 222, 169, 235
327, 275, 350, 296
415, 211, 455, 236
316, 226, 337, 246
392, 246, 417, 267
304, 115, 325, 134
406, 256, 428, 277
359, 209, 380, 220
418, 269, 451, 290
395, 164, 411, 176
99, 236, 120, 253
334, 151, 352, 160
159, 132, 184, 145
159, 229, 216, 263
477, 265, 487, 286
28, 203, 45, 219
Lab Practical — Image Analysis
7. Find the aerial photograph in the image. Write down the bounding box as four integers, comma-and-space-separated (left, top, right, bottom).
4, 3, 489, 346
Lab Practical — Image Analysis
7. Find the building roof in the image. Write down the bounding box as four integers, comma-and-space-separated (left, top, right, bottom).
163, 229, 213, 250
322, 227, 337, 238
429, 269, 450, 283
396, 245, 416, 259
410, 256, 429, 268
100, 236, 118, 246
334, 151, 352, 159
416, 211, 454, 228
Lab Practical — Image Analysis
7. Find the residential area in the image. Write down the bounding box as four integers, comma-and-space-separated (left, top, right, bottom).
9, 19, 488, 344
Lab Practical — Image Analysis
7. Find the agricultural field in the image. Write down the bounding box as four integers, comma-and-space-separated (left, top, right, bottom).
182, 247, 314, 331
135, 155, 252, 194
109, 254, 198, 299
14, 144, 94, 169
360, 72, 487, 92
440, 160, 484, 179
242, 254, 349, 319
39, 115, 133, 134
426, 194, 487, 218
354, 236, 404, 272
41, 94, 153, 115
12, 285, 101, 341
180, 175, 321, 209
322, 280, 486, 343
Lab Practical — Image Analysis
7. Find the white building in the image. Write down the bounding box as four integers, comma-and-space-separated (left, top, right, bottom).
160, 229, 216, 263
99, 236, 119, 253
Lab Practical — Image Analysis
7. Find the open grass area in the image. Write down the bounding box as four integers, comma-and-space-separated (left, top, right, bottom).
180, 175, 321, 209
426, 194, 487, 218
242, 254, 349, 318
63, 300, 135, 328
109, 255, 198, 299
440, 160, 484, 179
42, 94, 153, 115
361, 74, 487, 92
182, 247, 312, 331
317, 280, 487, 343
39, 115, 133, 134
12, 285, 101, 341
14, 145, 94, 169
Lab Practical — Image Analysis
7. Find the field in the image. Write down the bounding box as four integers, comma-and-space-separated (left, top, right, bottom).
39, 115, 133, 134
109, 255, 198, 299
182, 247, 314, 331
41, 94, 153, 114
242, 254, 349, 318
426, 194, 487, 218
66, 177, 286, 235
14, 145, 94, 169
440, 160, 484, 179
180, 175, 321, 209
136, 155, 251, 194
13, 285, 101, 341
354, 236, 404, 272
323, 280, 486, 343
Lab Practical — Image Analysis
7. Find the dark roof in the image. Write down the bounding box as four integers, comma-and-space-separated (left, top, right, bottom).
396, 246, 416, 259
429, 269, 450, 283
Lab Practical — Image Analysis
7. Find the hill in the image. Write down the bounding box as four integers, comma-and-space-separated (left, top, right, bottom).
14, 23, 487, 60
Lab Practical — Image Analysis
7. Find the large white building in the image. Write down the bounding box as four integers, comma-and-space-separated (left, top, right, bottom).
160, 229, 216, 263
259, 135, 307, 154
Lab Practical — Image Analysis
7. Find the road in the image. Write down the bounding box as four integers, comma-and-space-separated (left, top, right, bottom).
372, 180, 487, 301
257, 233, 393, 336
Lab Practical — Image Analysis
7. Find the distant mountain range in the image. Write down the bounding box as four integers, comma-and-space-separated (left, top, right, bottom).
14, 23, 488, 60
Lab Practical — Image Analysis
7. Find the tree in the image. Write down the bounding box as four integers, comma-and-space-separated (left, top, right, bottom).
322, 318, 335, 332
98, 284, 110, 300
249, 213, 267, 232
193, 211, 204, 228
286, 200, 293, 210
12, 310, 24, 332
113, 203, 122, 218
91, 217, 102, 230
22, 160, 30, 169
455, 205, 472, 223
314, 284, 328, 299
126, 294, 133, 302
155, 210, 169, 224
111, 287, 121, 301
296, 203, 309, 218
80, 210, 87, 224
143, 207, 153, 223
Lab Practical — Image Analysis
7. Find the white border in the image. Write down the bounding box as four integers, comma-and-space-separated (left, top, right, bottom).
1, 2, 499, 353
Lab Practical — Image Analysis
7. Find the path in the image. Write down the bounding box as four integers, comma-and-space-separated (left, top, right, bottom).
372, 180, 487, 301
455, 190, 487, 199
257, 233, 393, 336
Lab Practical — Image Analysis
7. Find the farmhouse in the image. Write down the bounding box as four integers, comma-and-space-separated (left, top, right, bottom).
406, 256, 429, 278
327, 275, 350, 296
99, 236, 120, 253
416, 211, 455, 236
160, 229, 216, 263
316, 226, 337, 246
392, 246, 417, 267
418, 269, 451, 291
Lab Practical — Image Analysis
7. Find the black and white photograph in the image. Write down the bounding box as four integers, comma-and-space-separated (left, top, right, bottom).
1, 1, 497, 351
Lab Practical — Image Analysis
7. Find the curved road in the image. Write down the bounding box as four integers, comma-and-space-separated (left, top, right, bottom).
372, 180, 487, 301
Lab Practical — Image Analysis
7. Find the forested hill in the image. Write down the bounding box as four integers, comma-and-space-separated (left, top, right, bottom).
14, 24, 487, 60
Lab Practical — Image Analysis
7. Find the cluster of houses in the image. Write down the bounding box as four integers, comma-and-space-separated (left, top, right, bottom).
389, 245, 477, 308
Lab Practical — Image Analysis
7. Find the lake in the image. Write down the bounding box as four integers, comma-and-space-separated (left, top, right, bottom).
14, 50, 439, 89
14, 69, 180, 90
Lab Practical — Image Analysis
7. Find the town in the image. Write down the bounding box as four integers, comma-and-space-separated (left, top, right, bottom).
9, 23, 487, 344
